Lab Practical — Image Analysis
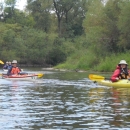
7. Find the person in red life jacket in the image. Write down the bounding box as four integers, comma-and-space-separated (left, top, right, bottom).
111, 60, 130, 82
7, 60, 21, 75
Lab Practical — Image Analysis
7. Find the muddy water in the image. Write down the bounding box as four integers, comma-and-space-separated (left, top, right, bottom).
0, 69, 130, 130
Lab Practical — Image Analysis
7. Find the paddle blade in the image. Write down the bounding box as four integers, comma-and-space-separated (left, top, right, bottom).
37, 73, 44, 78
0, 60, 4, 64
89, 74, 105, 81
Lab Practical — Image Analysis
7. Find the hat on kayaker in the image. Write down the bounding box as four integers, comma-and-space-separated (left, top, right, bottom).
8, 61, 11, 64
118, 60, 127, 65
12, 60, 17, 64
6, 61, 8, 64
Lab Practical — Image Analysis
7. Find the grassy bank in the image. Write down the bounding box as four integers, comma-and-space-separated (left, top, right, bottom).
55, 51, 130, 72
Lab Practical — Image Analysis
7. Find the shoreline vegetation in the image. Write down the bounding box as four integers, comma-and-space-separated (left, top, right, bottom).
12, 51, 130, 73
1, 0, 130, 72
3, 50, 130, 73
54, 52, 130, 72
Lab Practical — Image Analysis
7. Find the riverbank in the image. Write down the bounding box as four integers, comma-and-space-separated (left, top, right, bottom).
54, 51, 130, 72
41, 68, 113, 75
42, 67, 88, 72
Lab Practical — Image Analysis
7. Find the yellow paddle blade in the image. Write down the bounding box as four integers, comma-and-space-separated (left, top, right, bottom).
0, 60, 4, 64
37, 73, 44, 78
89, 74, 105, 81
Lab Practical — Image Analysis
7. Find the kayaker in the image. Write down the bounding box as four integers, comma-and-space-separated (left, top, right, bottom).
3, 61, 9, 69
7, 60, 21, 75
7, 61, 12, 70
111, 60, 129, 82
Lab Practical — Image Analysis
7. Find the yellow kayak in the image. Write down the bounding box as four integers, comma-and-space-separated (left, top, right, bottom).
98, 79, 130, 88
89, 74, 130, 88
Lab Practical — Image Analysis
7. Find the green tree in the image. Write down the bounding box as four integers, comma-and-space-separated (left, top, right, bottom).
0, 22, 22, 61
83, 0, 108, 56
27, 0, 52, 32
104, 0, 121, 52
83, 0, 122, 55
118, 1, 130, 51
4, 0, 16, 21
53, 0, 89, 37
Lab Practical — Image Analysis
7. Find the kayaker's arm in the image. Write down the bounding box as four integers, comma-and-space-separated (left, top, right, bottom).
111, 69, 120, 82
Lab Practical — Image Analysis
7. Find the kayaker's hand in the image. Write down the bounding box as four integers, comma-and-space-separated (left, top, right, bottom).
116, 77, 119, 81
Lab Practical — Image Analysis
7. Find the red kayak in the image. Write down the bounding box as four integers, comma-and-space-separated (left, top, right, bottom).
2, 73, 44, 80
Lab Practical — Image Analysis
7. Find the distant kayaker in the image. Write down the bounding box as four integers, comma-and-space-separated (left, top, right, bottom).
3, 61, 9, 69
7, 60, 21, 75
7, 61, 12, 70
111, 60, 129, 82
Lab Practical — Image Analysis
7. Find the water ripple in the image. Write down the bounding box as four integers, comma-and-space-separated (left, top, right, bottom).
0, 72, 130, 129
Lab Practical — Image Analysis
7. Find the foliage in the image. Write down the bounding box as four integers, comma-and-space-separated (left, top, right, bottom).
27, 0, 53, 32
103, 0, 121, 52
28, 0, 88, 37
117, 1, 130, 50
55, 48, 100, 70
0, 0, 130, 70
93, 52, 130, 72
83, 0, 108, 57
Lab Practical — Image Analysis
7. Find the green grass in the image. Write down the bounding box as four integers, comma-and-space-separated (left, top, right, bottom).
94, 52, 130, 72
55, 50, 130, 72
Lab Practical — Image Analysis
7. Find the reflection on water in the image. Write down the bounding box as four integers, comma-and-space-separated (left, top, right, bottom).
0, 70, 130, 129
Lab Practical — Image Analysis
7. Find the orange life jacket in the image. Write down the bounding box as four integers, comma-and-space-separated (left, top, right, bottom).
11, 67, 20, 74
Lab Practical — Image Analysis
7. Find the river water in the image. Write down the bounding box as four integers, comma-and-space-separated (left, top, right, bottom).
0, 68, 130, 130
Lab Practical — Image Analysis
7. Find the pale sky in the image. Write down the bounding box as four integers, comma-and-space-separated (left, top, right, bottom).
0, 0, 27, 10
16, 0, 27, 10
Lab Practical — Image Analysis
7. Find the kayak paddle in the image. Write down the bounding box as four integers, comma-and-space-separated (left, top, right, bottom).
20, 73, 44, 78
89, 74, 110, 81
37, 73, 44, 78
0, 60, 4, 64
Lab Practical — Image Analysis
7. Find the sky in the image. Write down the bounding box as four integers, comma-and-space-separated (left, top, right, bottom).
16, 0, 27, 10
0, 0, 27, 10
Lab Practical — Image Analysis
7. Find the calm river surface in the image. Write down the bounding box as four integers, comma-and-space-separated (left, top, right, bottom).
0, 68, 130, 130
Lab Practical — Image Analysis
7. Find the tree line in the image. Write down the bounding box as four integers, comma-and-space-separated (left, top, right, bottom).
0, 0, 130, 68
